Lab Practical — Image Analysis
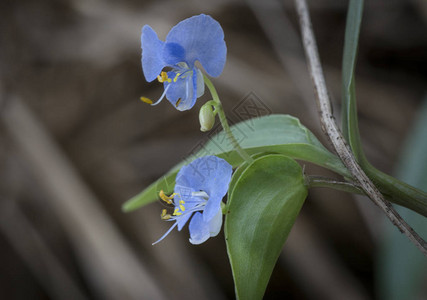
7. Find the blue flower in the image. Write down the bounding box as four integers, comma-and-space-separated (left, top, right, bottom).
141, 14, 227, 111
153, 156, 232, 245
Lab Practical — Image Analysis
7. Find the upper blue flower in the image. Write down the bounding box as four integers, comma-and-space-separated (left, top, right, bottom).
153, 156, 232, 245
141, 14, 227, 111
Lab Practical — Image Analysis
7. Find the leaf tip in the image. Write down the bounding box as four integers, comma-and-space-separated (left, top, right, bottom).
121, 202, 134, 213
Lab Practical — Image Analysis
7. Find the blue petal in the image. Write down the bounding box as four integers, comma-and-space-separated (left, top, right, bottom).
188, 212, 210, 244
141, 25, 166, 82
195, 68, 205, 98
164, 67, 199, 111
165, 14, 226, 77
176, 156, 232, 222
174, 185, 196, 207
200, 157, 232, 222
176, 212, 193, 231
208, 209, 223, 237
173, 185, 198, 231
164, 73, 192, 109
176, 156, 211, 190
162, 42, 186, 66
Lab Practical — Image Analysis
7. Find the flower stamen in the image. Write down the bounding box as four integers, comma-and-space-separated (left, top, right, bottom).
157, 71, 171, 83
140, 97, 153, 104
159, 190, 176, 205
173, 73, 181, 82
150, 84, 172, 106
161, 209, 172, 220
173, 208, 182, 216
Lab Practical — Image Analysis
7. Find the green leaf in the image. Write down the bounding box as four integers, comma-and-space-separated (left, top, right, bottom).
208, 115, 348, 176
123, 175, 176, 212
225, 154, 307, 300
378, 97, 427, 300
123, 114, 348, 212
341, 0, 364, 159
227, 153, 272, 201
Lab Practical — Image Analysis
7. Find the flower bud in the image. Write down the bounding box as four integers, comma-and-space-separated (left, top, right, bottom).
199, 103, 216, 132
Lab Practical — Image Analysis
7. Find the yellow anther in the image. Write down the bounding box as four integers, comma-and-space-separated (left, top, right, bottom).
179, 200, 185, 204
173, 73, 181, 82
179, 205, 186, 211
175, 98, 182, 107
161, 209, 171, 220
157, 71, 168, 83
159, 190, 175, 205
157, 71, 172, 83
173, 208, 182, 216
140, 97, 153, 104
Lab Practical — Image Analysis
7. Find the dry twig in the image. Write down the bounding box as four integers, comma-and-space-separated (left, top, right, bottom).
294, 0, 427, 256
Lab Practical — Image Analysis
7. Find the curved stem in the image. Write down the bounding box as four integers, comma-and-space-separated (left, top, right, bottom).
307, 175, 364, 195
295, 0, 427, 256
340, 0, 427, 217
203, 75, 253, 163
362, 160, 427, 217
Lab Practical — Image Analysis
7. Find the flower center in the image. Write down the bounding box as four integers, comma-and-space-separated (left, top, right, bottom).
156, 65, 193, 85
158, 190, 209, 220
157, 71, 171, 83
140, 62, 196, 109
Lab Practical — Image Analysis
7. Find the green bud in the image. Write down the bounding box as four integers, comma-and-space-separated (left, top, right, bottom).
199, 103, 216, 132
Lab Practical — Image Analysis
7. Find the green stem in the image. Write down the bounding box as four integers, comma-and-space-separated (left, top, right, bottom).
341, 0, 427, 217
307, 175, 364, 195
203, 75, 253, 163
362, 158, 427, 218
307, 175, 427, 216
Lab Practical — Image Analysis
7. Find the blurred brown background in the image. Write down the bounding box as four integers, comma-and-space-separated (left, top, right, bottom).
0, 0, 426, 299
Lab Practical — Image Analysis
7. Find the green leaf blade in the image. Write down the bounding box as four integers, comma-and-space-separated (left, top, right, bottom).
378, 97, 427, 300
342, 0, 364, 160
122, 175, 176, 212
225, 155, 307, 300
123, 114, 347, 212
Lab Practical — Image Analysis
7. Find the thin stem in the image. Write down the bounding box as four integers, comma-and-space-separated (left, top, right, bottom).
340, 0, 427, 217
294, 0, 427, 256
203, 75, 253, 163
307, 176, 364, 195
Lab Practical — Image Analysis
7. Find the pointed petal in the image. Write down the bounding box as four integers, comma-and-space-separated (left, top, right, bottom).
164, 73, 190, 108
202, 157, 232, 222
203, 198, 222, 223
176, 212, 193, 231
165, 68, 199, 111
208, 209, 223, 237
165, 14, 226, 77
196, 68, 205, 98
141, 25, 166, 82
189, 212, 210, 245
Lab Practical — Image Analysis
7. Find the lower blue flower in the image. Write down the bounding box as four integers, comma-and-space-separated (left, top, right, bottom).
153, 156, 232, 245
